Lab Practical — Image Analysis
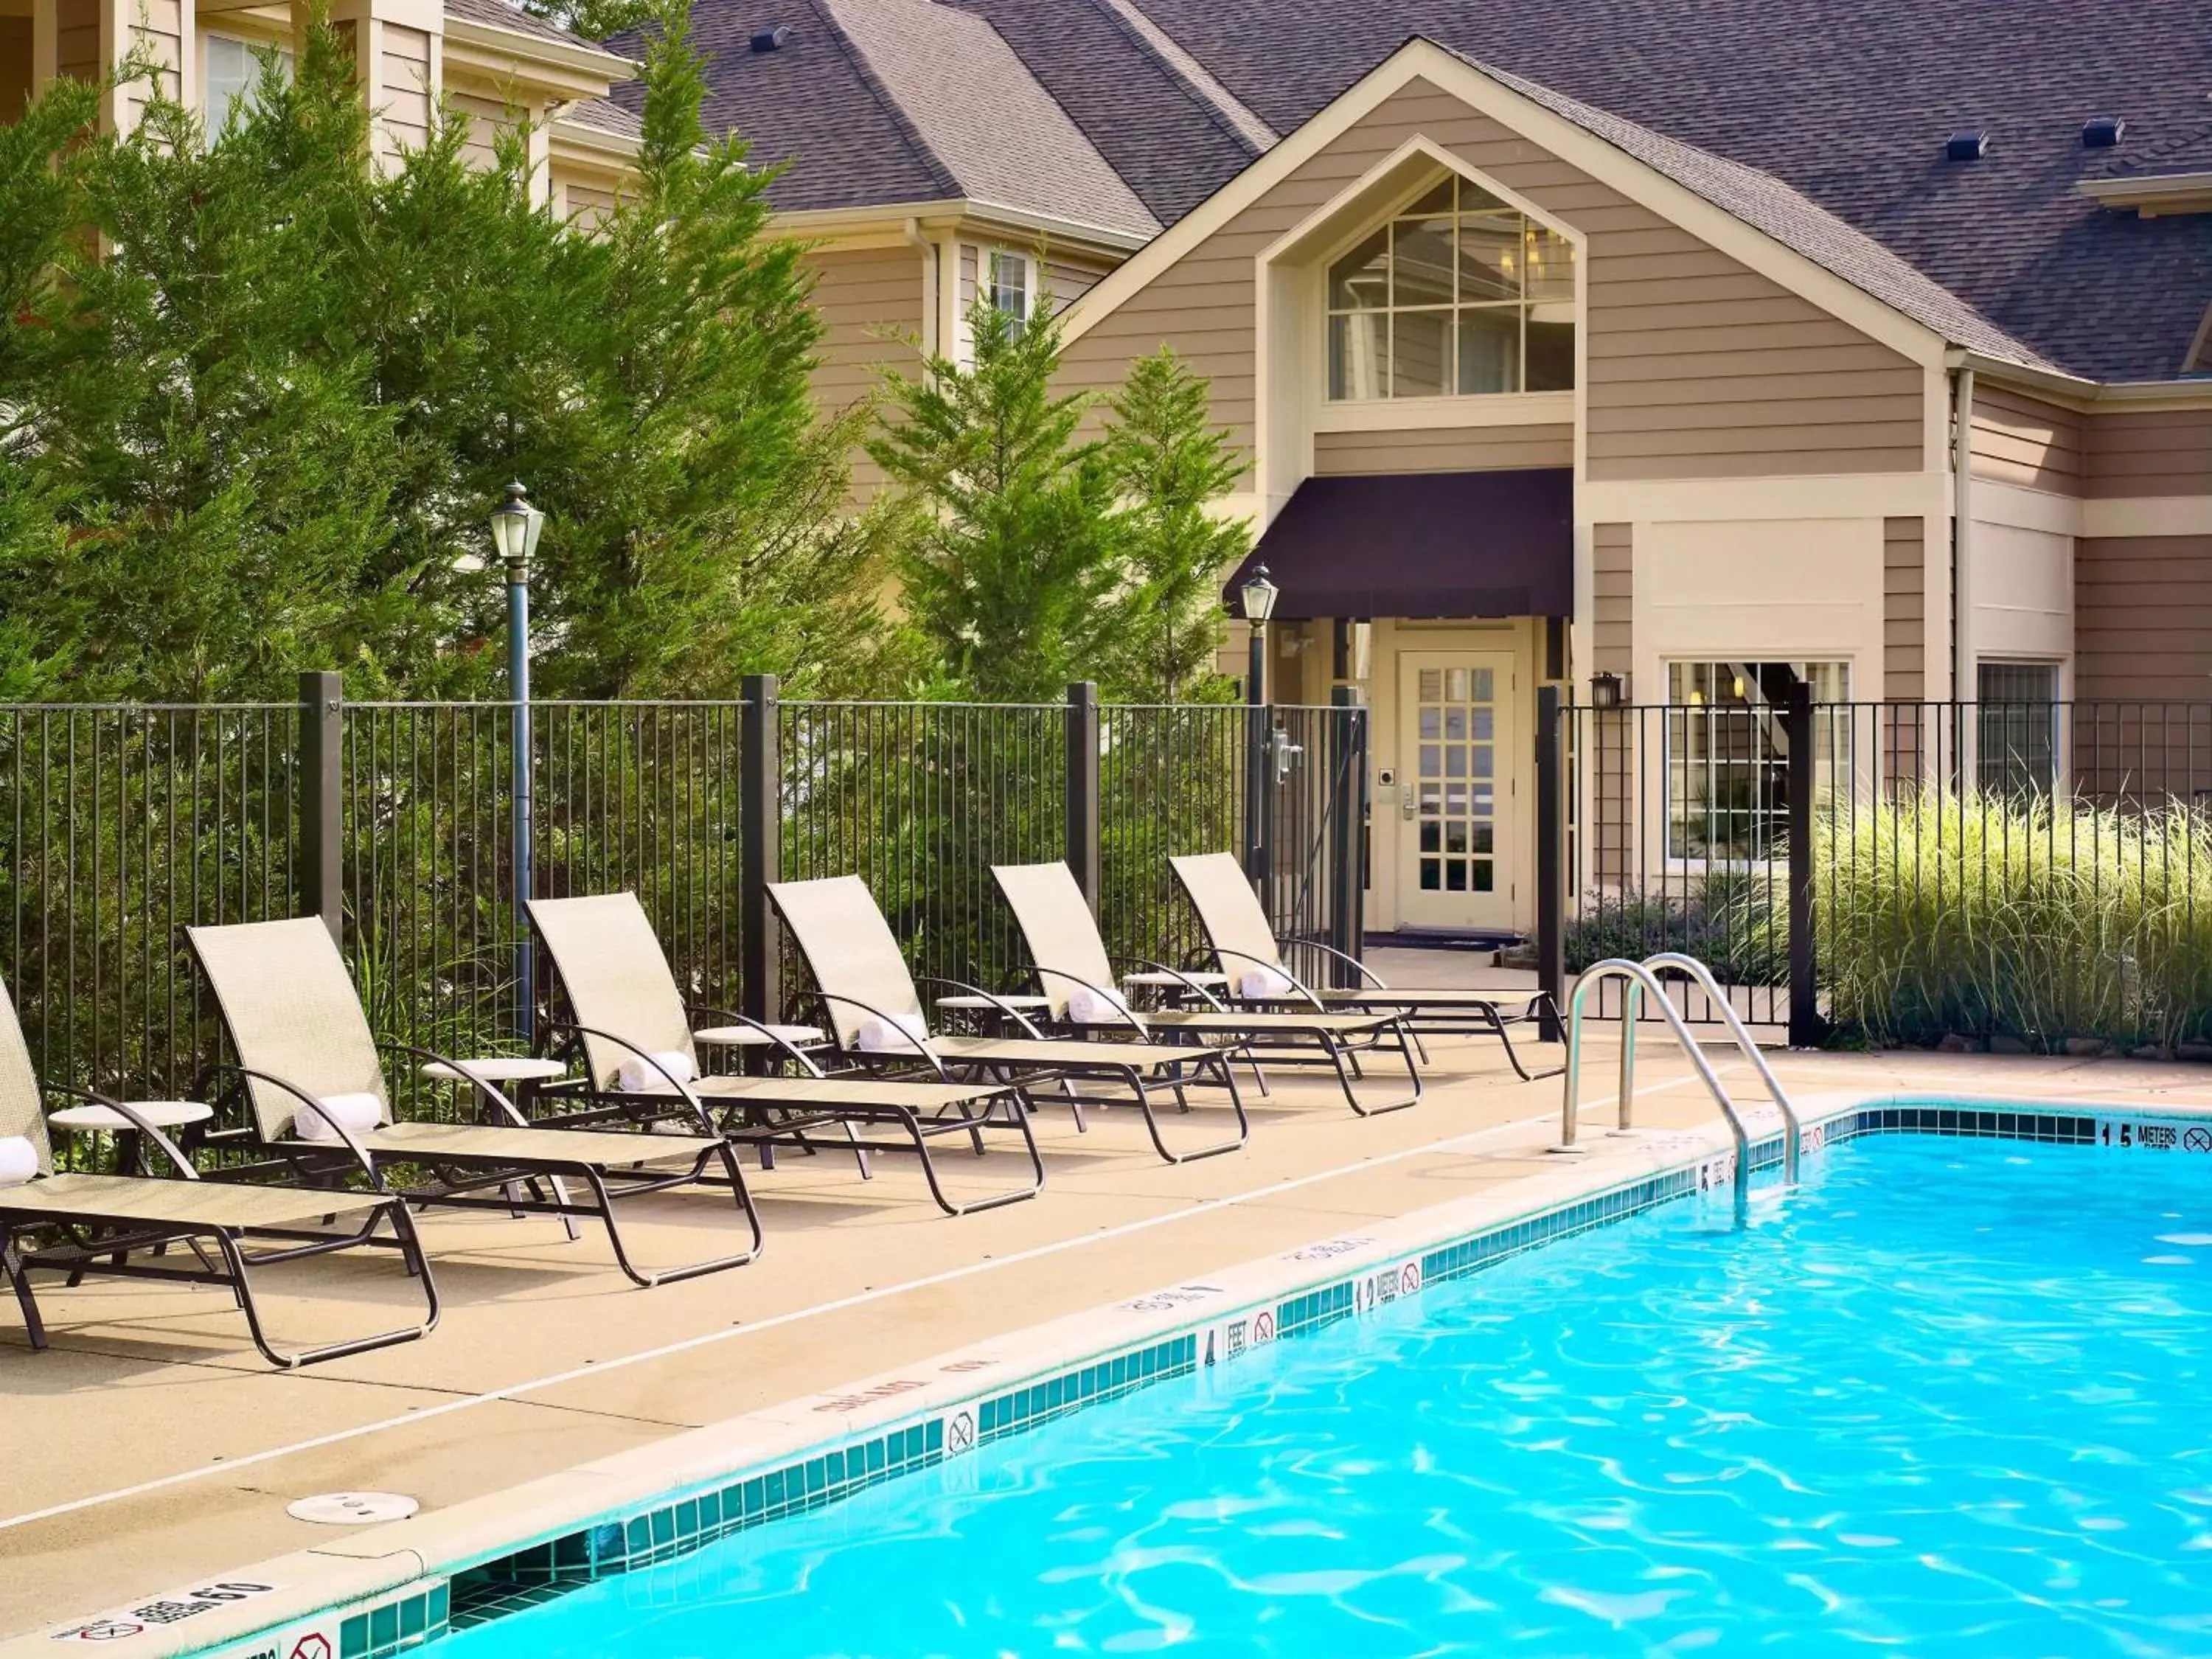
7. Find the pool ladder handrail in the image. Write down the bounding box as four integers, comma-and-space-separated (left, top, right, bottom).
1553, 953, 1801, 1195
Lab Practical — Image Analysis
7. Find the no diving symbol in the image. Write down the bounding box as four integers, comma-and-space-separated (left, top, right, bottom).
946, 1411, 976, 1455
290, 1637, 333, 1659
2185, 1127, 2212, 1153
1253, 1311, 1276, 1343
1400, 1262, 1422, 1296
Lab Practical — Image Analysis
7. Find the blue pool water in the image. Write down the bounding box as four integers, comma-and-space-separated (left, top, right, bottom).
440, 1133, 2212, 1656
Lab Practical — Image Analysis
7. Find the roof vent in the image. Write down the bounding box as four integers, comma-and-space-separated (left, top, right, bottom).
749, 22, 789, 52
1945, 129, 1988, 162
2081, 114, 2124, 149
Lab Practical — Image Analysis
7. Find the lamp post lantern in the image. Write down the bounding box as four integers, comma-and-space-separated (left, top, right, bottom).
1240, 564, 1279, 884
491, 482, 544, 1041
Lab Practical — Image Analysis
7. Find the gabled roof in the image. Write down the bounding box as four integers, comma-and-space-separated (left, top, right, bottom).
560, 94, 644, 139
1460, 49, 2060, 375
445, 0, 607, 52
1121, 0, 2212, 382
612, 0, 1156, 239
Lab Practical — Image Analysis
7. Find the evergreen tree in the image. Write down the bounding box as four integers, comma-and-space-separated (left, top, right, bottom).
1101, 347, 1246, 700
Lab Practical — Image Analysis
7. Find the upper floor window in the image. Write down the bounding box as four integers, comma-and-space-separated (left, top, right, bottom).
204, 34, 291, 133
1326, 176, 1576, 400
987, 249, 1032, 328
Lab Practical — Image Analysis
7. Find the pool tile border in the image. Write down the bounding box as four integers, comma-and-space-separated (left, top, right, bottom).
29, 1091, 2210, 1659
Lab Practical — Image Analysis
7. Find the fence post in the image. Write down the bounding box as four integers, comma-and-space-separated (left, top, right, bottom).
1534, 684, 1566, 1041
1327, 687, 1367, 987
741, 673, 781, 1026
1065, 681, 1100, 913
1786, 683, 1820, 1047
296, 670, 344, 944
1244, 682, 1268, 888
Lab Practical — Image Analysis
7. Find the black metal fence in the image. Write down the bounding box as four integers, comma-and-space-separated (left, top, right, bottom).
0, 678, 1369, 1107
1538, 694, 2212, 1051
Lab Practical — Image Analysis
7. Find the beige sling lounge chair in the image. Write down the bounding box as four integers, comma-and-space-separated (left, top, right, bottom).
528, 892, 1043, 1217
1169, 852, 1562, 1081
992, 861, 1422, 1116
188, 917, 762, 1288
0, 967, 438, 1368
769, 874, 1251, 1164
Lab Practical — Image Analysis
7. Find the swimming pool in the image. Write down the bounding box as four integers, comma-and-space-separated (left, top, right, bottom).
433, 1127, 2212, 1658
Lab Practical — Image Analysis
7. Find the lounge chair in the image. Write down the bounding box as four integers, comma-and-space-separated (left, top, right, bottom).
768, 874, 1251, 1164
0, 967, 438, 1368
1169, 852, 1562, 1081
992, 861, 1423, 1116
187, 917, 762, 1288
527, 892, 1043, 1217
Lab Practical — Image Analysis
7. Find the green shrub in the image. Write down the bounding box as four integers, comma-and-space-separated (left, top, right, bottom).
1566, 869, 1786, 987
1814, 787, 2212, 1049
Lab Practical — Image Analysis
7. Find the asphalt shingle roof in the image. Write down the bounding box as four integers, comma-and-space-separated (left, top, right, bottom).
443, 0, 609, 51
1121, 0, 2212, 381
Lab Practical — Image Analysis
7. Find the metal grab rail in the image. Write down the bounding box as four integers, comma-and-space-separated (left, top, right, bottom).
1551, 952, 1803, 1197
1641, 951, 1801, 1184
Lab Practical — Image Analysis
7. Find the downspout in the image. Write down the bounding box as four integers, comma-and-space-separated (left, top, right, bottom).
904, 217, 938, 361
1952, 361, 1975, 700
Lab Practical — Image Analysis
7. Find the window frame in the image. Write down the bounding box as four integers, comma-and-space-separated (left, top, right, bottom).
985, 248, 1034, 327
1318, 173, 1579, 406
201, 29, 292, 134
1660, 658, 1852, 869
1974, 658, 2065, 799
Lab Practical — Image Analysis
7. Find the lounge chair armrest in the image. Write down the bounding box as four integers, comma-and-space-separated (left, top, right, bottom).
1207, 945, 1329, 1012
199, 1063, 389, 1188
43, 1081, 203, 1180
556, 1025, 722, 1138
1110, 956, 1230, 1012
913, 975, 1048, 1040
1283, 936, 1391, 990
802, 990, 951, 1076
375, 1040, 529, 1129
685, 1005, 828, 1079
1029, 967, 1151, 1038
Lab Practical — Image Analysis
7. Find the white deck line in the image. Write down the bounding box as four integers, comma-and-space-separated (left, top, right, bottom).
0, 1074, 1725, 1537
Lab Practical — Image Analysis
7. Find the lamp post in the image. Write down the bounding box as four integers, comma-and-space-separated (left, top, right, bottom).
1240, 564, 1279, 885
490, 481, 544, 1042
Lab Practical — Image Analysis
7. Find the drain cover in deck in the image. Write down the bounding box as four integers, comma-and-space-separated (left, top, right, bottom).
287, 1492, 419, 1526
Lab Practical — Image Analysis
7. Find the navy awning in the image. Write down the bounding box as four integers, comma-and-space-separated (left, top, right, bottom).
1224, 469, 1573, 620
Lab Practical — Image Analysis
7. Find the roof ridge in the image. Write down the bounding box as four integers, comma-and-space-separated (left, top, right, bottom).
809, 0, 964, 202
1079, 0, 1277, 158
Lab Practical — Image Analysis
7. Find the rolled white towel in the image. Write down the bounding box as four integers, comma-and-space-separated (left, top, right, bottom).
0, 1134, 39, 1186
1239, 964, 1299, 1001
296, 1091, 383, 1144
616, 1049, 695, 1093
858, 1011, 931, 1054
1067, 984, 1134, 1026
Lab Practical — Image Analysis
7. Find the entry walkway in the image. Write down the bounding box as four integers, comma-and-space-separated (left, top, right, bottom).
2, 1026, 2205, 1637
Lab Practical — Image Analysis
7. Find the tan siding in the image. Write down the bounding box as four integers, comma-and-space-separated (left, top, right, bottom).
1060, 77, 1925, 479
1882, 516, 1924, 698
447, 90, 511, 173
2084, 407, 2212, 500
1043, 253, 1112, 315
378, 25, 431, 158
0, 18, 32, 124
1313, 424, 1573, 475
1592, 523, 1631, 677
2073, 535, 2212, 699
119, 0, 182, 122
1970, 386, 2082, 493
560, 178, 619, 229
56, 0, 100, 83
1589, 524, 1633, 888
808, 245, 925, 500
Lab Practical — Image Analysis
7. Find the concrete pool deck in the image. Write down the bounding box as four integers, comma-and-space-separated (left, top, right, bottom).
6, 959, 2212, 1641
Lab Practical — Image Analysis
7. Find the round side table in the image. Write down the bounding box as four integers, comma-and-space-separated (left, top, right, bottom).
1120, 970, 1229, 1009
49, 1099, 215, 1175
933, 993, 1050, 1036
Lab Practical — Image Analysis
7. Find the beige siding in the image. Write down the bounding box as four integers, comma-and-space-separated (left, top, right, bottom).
2074, 535, 2212, 699
2084, 407, 2212, 500
56, 0, 100, 82
1313, 424, 1573, 475
1060, 77, 1925, 479
1592, 523, 1631, 676
1970, 386, 2082, 494
122, 0, 182, 123
1043, 253, 1112, 313
448, 91, 512, 173
808, 245, 925, 498
1, 18, 32, 124
1882, 516, 1924, 698
380, 24, 431, 158
560, 176, 619, 228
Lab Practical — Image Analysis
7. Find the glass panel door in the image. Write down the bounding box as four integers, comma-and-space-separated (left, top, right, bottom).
1397, 652, 1517, 928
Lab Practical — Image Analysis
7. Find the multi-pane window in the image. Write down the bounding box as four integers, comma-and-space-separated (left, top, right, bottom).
1666, 661, 1848, 860
1413, 666, 1501, 894
987, 250, 1032, 327
1977, 661, 2060, 797
1326, 175, 1576, 400
204, 34, 291, 133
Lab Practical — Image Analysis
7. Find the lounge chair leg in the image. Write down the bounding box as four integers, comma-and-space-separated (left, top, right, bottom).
841, 1120, 873, 1180
2, 1237, 46, 1351
215, 1214, 441, 1371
